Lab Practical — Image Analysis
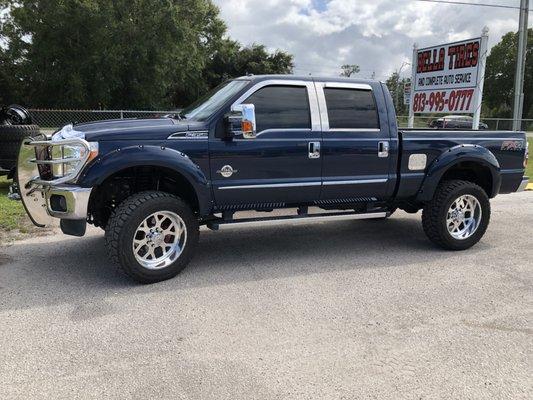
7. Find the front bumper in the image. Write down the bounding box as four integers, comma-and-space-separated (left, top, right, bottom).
517, 177, 529, 192
46, 185, 92, 219
17, 136, 93, 227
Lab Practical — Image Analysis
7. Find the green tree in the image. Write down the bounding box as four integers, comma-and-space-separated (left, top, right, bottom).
484, 28, 532, 118
385, 71, 409, 116
203, 40, 293, 89
340, 64, 360, 77
0, 0, 293, 109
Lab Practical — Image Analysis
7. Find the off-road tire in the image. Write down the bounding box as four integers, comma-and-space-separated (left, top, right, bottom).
0, 124, 40, 143
0, 124, 41, 171
422, 180, 490, 250
105, 191, 199, 283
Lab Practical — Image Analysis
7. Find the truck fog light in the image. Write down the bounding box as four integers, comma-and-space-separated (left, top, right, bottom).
50, 194, 68, 212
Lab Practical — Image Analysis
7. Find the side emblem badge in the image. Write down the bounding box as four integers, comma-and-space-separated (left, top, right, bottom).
217, 165, 237, 178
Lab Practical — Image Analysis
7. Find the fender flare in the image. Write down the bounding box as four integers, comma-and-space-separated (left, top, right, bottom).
416, 144, 501, 202
77, 145, 211, 214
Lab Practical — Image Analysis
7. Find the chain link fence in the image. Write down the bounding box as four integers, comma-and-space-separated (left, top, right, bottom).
28, 109, 533, 133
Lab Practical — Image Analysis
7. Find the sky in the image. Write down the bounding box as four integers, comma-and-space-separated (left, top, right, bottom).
213, 0, 531, 80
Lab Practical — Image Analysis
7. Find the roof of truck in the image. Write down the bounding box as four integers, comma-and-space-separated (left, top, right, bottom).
235, 74, 380, 84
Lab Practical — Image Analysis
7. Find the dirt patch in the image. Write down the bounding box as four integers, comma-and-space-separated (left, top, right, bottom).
0, 220, 56, 245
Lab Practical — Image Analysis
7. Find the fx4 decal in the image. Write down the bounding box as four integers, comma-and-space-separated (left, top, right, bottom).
501, 140, 524, 151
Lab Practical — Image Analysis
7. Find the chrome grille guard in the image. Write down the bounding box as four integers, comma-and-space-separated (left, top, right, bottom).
22, 137, 93, 186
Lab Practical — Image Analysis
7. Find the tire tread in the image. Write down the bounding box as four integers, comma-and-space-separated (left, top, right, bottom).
422, 179, 490, 250
105, 191, 196, 283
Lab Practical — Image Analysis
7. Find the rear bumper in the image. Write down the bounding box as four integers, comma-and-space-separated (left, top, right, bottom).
517, 177, 529, 192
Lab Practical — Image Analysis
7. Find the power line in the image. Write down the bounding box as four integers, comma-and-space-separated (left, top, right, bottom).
415, 0, 532, 11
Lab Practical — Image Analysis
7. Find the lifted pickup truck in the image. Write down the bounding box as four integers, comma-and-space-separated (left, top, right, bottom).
17, 75, 529, 283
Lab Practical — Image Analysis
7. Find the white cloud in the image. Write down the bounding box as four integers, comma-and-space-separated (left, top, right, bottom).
213, 0, 525, 80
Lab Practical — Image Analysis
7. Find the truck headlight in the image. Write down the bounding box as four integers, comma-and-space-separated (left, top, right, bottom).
37, 140, 98, 183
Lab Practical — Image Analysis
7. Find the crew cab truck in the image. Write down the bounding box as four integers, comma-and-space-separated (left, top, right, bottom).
17, 75, 529, 283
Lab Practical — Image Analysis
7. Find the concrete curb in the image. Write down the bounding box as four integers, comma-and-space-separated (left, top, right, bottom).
526, 183, 533, 191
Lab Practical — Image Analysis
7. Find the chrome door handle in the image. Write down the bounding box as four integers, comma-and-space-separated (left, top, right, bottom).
378, 141, 389, 158
308, 141, 321, 159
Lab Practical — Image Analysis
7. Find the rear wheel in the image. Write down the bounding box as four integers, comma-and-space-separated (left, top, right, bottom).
105, 191, 199, 283
422, 180, 490, 250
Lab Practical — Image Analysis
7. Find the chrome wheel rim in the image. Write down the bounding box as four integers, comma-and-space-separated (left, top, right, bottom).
132, 211, 187, 270
446, 195, 482, 240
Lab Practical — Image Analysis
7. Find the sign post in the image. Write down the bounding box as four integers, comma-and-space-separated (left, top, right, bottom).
407, 43, 418, 128
472, 27, 489, 130
409, 32, 488, 129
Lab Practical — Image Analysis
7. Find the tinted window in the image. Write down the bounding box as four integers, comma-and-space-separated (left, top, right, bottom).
244, 85, 311, 132
324, 88, 379, 129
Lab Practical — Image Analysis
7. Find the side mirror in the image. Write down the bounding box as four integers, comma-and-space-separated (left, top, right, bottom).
225, 104, 256, 139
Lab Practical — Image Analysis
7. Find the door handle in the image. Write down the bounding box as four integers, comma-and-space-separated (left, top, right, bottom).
378, 141, 389, 158
308, 141, 320, 159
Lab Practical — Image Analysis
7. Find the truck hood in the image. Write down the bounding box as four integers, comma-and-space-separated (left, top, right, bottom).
72, 118, 207, 141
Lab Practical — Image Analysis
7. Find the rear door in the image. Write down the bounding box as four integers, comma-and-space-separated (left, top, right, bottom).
210, 80, 323, 208
316, 81, 394, 201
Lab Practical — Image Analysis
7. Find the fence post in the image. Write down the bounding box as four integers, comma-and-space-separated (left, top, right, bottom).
120, 110, 124, 119
495, 119, 499, 130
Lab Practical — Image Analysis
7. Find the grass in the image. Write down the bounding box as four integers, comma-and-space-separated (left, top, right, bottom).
0, 176, 28, 232
527, 138, 533, 179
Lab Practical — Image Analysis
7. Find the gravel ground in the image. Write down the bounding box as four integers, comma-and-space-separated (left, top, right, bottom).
0, 192, 532, 399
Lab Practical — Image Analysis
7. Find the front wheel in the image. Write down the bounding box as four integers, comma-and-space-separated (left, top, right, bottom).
422, 180, 490, 250
105, 191, 199, 283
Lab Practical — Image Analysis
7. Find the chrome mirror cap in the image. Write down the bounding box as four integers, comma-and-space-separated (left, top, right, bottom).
230, 103, 256, 139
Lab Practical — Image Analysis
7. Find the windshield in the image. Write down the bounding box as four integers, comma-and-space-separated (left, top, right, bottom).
182, 80, 249, 121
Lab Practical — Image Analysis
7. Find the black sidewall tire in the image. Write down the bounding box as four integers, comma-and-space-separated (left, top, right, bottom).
107, 193, 199, 283
0, 124, 40, 142
423, 180, 491, 250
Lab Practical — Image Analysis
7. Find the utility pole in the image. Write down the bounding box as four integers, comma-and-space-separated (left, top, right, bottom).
472, 27, 489, 130
512, 0, 529, 131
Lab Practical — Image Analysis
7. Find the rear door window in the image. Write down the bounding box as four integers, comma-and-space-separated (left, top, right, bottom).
324, 88, 379, 129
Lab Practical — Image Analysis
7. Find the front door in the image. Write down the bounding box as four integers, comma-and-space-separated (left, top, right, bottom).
316, 81, 393, 201
210, 80, 322, 208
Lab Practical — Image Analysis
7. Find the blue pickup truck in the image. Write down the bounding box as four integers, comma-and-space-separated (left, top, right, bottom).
17, 75, 529, 283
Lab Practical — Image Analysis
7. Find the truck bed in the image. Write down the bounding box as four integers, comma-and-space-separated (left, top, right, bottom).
395, 129, 527, 200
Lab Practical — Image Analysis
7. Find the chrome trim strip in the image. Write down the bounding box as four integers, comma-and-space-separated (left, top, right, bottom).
517, 177, 529, 192
218, 181, 322, 190
322, 137, 382, 141
327, 128, 381, 133
167, 130, 208, 139
231, 79, 321, 132
324, 82, 372, 90
29, 158, 82, 165
234, 137, 317, 142
216, 212, 388, 228
255, 128, 311, 137
402, 137, 524, 141
314, 81, 378, 132
323, 178, 387, 186
315, 81, 329, 131
501, 168, 527, 174
401, 172, 426, 177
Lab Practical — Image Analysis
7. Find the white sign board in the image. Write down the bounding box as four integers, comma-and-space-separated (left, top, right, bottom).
411, 37, 482, 114
403, 82, 411, 105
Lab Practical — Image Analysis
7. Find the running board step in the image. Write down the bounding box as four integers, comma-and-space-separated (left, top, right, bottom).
206, 211, 387, 230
